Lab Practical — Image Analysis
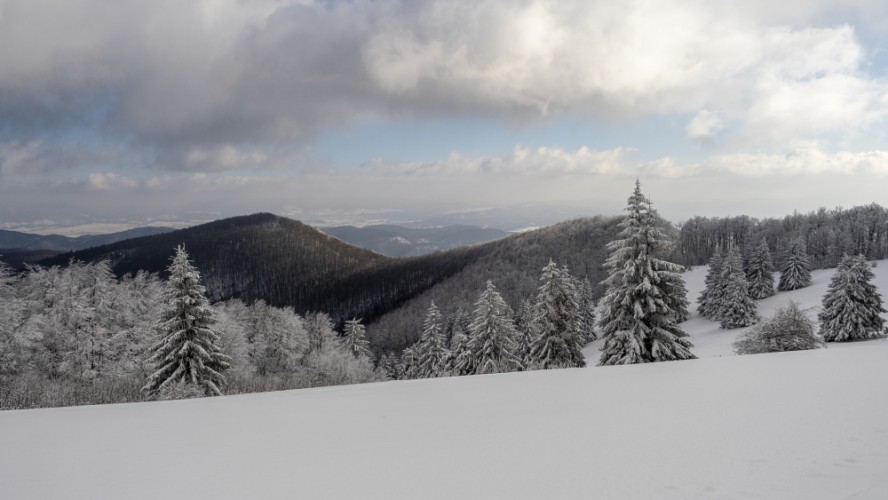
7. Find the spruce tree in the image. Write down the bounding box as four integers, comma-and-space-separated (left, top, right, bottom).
778, 240, 812, 291
735, 301, 822, 354
697, 244, 725, 320
819, 254, 886, 342
450, 321, 476, 376
718, 243, 759, 329
143, 245, 230, 399
401, 345, 419, 379
513, 299, 535, 369
576, 278, 598, 343
445, 308, 469, 374
597, 180, 695, 365
343, 318, 371, 359
414, 301, 449, 378
528, 260, 585, 369
745, 238, 776, 300
465, 281, 522, 374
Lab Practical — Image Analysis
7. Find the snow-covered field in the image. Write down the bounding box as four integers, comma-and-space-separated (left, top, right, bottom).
4, 261, 888, 499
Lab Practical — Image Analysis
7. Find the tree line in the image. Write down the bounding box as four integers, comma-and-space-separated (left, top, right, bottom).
673, 203, 888, 268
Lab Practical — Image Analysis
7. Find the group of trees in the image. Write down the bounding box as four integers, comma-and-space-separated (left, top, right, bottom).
0, 248, 382, 409
692, 229, 886, 352
699, 238, 814, 330
393, 180, 699, 376
392, 259, 595, 379
734, 252, 886, 354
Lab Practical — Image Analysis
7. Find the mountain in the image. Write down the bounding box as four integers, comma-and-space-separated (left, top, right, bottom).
0, 226, 175, 252
39, 213, 621, 354
39, 213, 390, 310
321, 224, 509, 257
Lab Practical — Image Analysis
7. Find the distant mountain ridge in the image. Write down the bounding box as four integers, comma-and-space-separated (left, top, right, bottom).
321, 224, 509, 257
0, 226, 174, 252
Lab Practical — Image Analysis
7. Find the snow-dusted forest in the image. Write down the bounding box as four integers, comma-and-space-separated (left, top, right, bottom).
3, 181, 886, 409
0, 254, 381, 409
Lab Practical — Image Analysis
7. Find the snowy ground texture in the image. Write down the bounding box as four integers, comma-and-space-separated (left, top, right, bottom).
4, 262, 888, 499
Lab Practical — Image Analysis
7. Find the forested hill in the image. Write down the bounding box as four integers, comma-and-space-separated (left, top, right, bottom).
37, 213, 622, 353
39, 213, 390, 308
364, 216, 621, 353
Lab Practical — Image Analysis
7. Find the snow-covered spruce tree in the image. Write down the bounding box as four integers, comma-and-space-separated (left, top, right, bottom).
512, 299, 535, 370
778, 239, 812, 291
400, 345, 418, 379
343, 318, 372, 359
697, 244, 725, 320
451, 317, 477, 376
577, 278, 598, 343
597, 180, 695, 365
414, 301, 450, 378
745, 238, 776, 300
465, 281, 522, 374
143, 245, 231, 399
527, 260, 585, 369
718, 243, 759, 329
734, 301, 822, 354
818, 254, 886, 342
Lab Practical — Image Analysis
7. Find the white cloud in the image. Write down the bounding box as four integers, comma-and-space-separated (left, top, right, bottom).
367, 146, 629, 176
703, 148, 888, 176
87, 172, 138, 191
686, 110, 725, 142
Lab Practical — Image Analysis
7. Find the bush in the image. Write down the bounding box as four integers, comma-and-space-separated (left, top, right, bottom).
734, 301, 823, 355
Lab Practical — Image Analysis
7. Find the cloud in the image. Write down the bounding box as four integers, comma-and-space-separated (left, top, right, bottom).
685, 110, 725, 143
366, 146, 628, 176
0, 139, 128, 175
3, 143, 888, 228
0, 0, 886, 172
87, 172, 138, 191
703, 148, 888, 176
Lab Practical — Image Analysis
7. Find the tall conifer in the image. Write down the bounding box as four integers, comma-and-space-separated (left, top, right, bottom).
143, 246, 230, 399
597, 180, 695, 365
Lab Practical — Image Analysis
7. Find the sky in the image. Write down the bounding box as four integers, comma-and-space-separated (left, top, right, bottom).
2, 0, 888, 234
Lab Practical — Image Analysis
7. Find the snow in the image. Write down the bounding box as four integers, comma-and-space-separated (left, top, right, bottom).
4, 262, 888, 499
684, 259, 888, 358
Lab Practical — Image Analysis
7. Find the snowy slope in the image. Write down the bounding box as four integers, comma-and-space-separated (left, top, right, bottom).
4, 262, 888, 499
